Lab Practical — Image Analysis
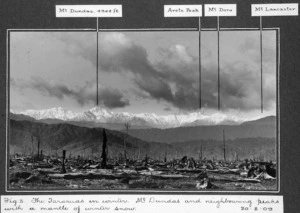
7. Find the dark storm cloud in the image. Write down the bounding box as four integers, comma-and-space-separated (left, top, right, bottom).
98, 33, 175, 103
55, 33, 197, 109
56, 32, 276, 111
156, 44, 198, 86
14, 77, 129, 108
56, 33, 174, 104
158, 40, 275, 111
155, 44, 200, 110
98, 88, 130, 108
30, 76, 74, 99
96, 35, 202, 110
156, 43, 275, 111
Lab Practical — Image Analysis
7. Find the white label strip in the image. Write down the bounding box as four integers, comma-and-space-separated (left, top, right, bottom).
1, 195, 283, 213
56, 5, 122, 17
204, 4, 237, 16
252, 4, 298, 16
164, 5, 202, 17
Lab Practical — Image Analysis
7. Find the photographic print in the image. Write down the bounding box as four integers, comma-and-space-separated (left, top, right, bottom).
8, 29, 278, 191
3, 0, 300, 212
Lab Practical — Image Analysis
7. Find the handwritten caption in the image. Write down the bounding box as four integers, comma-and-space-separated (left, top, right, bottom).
164, 5, 202, 17
56, 5, 122, 17
1, 195, 283, 213
204, 4, 237, 16
251, 3, 298, 16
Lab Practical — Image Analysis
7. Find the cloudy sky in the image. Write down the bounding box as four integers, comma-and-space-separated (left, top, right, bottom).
10, 30, 277, 117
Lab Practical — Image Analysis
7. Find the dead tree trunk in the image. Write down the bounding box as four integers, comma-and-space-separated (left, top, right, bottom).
101, 129, 108, 168
61, 150, 66, 174
37, 138, 40, 159
31, 134, 34, 156
124, 123, 131, 163
223, 129, 226, 162
123, 137, 127, 162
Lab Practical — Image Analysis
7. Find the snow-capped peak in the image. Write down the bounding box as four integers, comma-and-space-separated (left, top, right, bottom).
16, 106, 252, 128
21, 107, 78, 121
88, 106, 113, 117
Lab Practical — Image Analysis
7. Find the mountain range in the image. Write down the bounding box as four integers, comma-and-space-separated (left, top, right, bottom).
9, 118, 276, 161
9, 119, 171, 159
12, 107, 267, 129
129, 116, 276, 143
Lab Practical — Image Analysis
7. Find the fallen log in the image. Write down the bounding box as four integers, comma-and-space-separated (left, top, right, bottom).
139, 171, 163, 176
89, 163, 101, 169
135, 166, 148, 171
211, 177, 261, 183
175, 168, 205, 173
207, 169, 240, 175
32, 164, 53, 169
151, 174, 190, 179
152, 167, 171, 172
37, 168, 60, 174
48, 172, 139, 180
114, 169, 138, 175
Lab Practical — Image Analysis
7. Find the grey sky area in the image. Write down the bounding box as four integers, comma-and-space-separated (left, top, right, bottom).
10, 31, 276, 117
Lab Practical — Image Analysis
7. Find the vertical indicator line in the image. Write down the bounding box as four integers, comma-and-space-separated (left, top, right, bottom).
260, 16, 263, 113
217, 16, 220, 110
223, 129, 226, 162
96, 17, 99, 106
199, 17, 202, 109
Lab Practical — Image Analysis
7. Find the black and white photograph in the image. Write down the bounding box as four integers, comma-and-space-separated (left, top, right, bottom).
1, 0, 300, 212
8, 27, 278, 191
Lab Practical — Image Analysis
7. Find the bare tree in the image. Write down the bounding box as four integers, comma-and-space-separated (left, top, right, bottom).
101, 129, 108, 168
123, 123, 131, 162
31, 134, 34, 156
223, 129, 226, 162
61, 150, 66, 174
37, 137, 40, 159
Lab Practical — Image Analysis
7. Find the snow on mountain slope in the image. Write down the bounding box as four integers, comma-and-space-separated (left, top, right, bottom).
21, 107, 78, 121
16, 106, 257, 128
